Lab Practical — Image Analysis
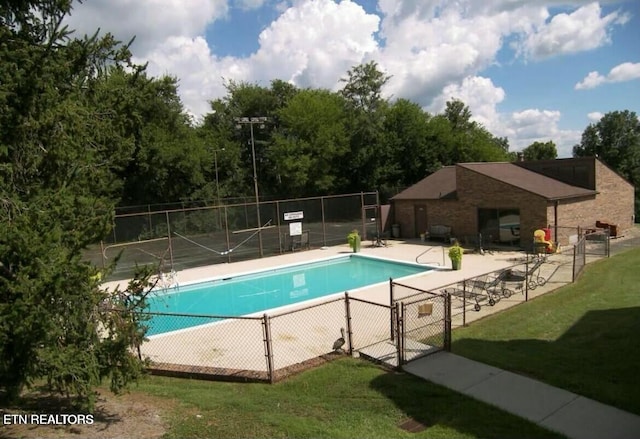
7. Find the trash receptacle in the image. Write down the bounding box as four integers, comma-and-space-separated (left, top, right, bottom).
392, 224, 400, 238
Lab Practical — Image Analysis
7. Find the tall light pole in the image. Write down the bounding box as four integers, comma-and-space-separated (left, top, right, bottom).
235, 116, 268, 257
213, 148, 225, 206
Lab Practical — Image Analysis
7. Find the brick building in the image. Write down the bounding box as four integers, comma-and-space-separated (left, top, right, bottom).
390, 157, 635, 248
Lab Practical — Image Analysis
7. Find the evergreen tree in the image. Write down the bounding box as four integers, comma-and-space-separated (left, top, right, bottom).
0, 0, 153, 408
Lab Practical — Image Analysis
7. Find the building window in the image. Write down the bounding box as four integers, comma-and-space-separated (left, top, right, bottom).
478, 208, 520, 246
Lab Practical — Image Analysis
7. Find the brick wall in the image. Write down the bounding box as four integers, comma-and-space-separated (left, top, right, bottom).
392, 159, 635, 244
552, 161, 634, 241
392, 166, 549, 242
456, 166, 548, 245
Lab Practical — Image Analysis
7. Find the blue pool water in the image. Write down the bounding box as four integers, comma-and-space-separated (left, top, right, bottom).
147, 255, 431, 335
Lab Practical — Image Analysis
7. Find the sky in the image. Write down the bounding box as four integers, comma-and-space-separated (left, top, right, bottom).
64, 0, 640, 157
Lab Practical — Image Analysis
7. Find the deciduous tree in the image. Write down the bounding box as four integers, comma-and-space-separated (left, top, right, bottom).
573, 110, 640, 219
269, 89, 348, 196
522, 141, 558, 160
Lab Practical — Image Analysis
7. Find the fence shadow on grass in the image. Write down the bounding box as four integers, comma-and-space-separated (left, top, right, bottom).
451, 306, 640, 416
368, 370, 564, 438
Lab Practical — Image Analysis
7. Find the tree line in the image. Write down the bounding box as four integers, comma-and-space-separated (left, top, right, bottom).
1, 0, 638, 408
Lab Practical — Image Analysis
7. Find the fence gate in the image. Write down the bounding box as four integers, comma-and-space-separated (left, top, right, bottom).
572, 236, 587, 281
391, 281, 451, 366
583, 229, 610, 257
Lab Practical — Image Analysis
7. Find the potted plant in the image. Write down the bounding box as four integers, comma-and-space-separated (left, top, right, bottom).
347, 229, 361, 253
448, 240, 463, 270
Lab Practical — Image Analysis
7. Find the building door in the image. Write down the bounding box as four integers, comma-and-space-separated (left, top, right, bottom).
414, 205, 427, 238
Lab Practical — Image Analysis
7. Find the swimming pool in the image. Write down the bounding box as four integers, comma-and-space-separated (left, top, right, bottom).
147, 254, 433, 335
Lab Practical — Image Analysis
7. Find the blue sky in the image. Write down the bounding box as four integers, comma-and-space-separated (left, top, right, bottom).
66, 0, 640, 157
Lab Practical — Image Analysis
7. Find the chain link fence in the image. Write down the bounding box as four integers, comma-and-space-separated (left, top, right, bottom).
140, 312, 269, 381
268, 298, 347, 374
572, 236, 587, 281
138, 284, 451, 382
134, 236, 600, 382
85, 192, 380, 281
390, 281, 451, 362
140, 292, 394, 383
104, 209, 612, 383
582, 228, 611, 257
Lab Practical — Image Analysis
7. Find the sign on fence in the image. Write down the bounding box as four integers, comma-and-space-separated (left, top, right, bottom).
289, 221, 302, 236
284, 211, 304, 221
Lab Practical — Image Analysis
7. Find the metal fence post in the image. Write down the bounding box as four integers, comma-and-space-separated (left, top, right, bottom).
180, 201, 187, 235
375, 190, 381, 238
389, 278, 395, 341
147, 204, 153, 236
224, 206, 231, 263
262, 314, 275, 383
165, 211, 174, 270
525, 257, 529, 301
360, 192, 366, 237
444, 293, 452, 352
276, 200, 282, 254
394, 302, 403, 368
344, 292, 353, 355
462, 280, 467, 326
572, 244, 577, 282
321, 196, 327, 247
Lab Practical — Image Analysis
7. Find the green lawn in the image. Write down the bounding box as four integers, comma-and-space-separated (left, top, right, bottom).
452, 246, 640, 415
137, 358, 563, 438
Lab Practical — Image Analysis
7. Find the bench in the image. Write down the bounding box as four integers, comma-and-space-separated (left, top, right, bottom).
427, 225, 452, 242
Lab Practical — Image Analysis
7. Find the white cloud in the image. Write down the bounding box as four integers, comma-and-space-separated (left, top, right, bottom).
249, 0, 380, 89
587, 111, 604, 122
425, 76, 580, 157
138, 0, 380, 118
61, 0, 634, 157
138, 36, 244, 120
237, 0, 268, 10
377, 2, 536, 108
65, 0, 227, 56
609, 62, 640, 81
576, 62, 640, 89
515, 3, 629, 60
575, 71, 607, 89
427, 76, 505, 128
505, 109, 581, 157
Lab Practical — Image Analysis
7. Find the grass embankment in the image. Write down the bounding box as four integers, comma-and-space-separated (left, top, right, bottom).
138, 357, 563, 438
452, 247, 640, 415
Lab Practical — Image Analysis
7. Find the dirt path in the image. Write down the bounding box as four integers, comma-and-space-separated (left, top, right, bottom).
1, 388, 173, 439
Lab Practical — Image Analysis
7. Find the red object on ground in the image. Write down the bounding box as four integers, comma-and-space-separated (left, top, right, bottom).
543, 228, 551, 242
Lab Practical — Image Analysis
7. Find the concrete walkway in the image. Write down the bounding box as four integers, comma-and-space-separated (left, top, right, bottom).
401, 232, 640, 439
403, 352, 640, 439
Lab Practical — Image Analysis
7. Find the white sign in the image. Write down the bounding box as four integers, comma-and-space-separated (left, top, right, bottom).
284, 211, 304, 221
289, 221, 302, 236
293, 273, 306, 288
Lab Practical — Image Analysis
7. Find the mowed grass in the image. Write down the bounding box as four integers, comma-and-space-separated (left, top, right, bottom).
452, 246, 640, 415
137, 358, 563, 439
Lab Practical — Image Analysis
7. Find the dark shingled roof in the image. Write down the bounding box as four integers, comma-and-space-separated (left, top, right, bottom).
460, 163, 597, 200
392, 162, 598, 201
391, 166, 457, 200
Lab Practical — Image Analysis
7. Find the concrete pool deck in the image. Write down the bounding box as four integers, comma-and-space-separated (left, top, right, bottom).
101, 233, 640, 439
104, 239, 527, 296
102, 239, 552, 375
